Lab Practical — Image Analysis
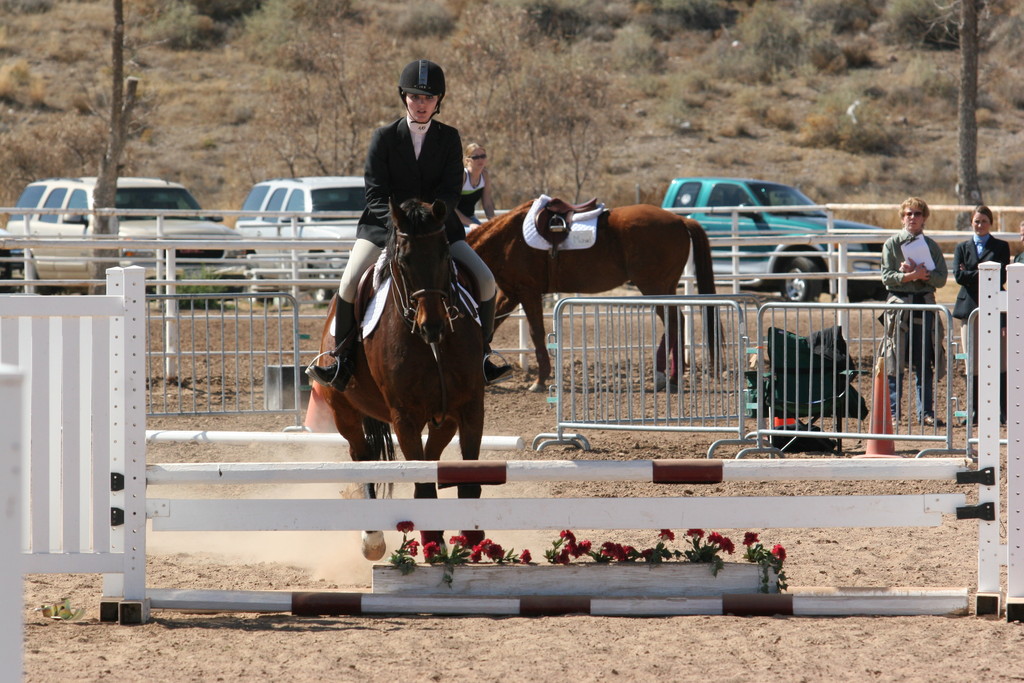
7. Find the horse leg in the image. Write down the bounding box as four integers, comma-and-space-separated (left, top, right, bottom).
521, 296, 551, 393
454, 404, 485, 547
392, 418, 447, 549
346, 416, 395, 561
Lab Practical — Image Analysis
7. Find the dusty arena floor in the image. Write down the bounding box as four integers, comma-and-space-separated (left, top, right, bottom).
22, 320, 1024, 682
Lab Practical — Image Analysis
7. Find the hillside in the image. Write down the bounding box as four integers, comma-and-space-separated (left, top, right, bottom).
1, 0, 1023, 232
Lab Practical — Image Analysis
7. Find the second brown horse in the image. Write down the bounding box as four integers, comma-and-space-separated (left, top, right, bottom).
466, 200, 717, 391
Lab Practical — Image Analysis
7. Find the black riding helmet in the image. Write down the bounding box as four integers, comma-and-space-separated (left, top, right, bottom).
398, 59, 445, 114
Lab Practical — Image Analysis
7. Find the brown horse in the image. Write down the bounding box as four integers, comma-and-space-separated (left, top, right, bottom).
314, 199, 486, 559
466, 200, 717, 391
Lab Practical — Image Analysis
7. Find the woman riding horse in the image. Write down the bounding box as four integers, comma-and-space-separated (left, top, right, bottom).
307, 59, 510, 391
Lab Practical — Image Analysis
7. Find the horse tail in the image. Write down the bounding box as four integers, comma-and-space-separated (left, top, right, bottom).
362, 416, 395, 499
363, 417, 396, 462
683, 218, 720, 366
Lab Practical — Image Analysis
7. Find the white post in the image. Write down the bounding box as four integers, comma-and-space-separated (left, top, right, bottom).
975, 262, 1003, 612
0, 364, 24, 679
102, 267, 149, 606
1006, 263, 1024, 620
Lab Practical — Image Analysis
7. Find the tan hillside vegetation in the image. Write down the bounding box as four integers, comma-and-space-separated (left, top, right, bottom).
1, 0, 1023, 233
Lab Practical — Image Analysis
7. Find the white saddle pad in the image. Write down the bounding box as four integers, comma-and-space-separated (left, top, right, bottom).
522, 194, 605, 251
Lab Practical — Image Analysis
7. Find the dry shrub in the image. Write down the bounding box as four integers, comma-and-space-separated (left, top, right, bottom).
393, 1, 455, 38
807, 0, 877, 35
839, 35, 874, 69
798, 95, 897, 155
732, 3, 806, 83
611, 22, 664, 72
143, 4, 226, 50
0, 58, 39, 105
0, 114, 107, 205
633, 0, 734, 38
882, 0, 959, 50
734, 85, 793, 130
0, 0, 53, 13
807, 37, 847, 75
889, 55, 958, 106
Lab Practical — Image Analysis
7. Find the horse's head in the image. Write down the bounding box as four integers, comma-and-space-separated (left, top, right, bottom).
387, 198, 455, 344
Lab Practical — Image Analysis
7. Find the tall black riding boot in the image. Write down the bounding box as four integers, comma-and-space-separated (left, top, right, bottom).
306, 296, 357, 391
478, 296, 512, 385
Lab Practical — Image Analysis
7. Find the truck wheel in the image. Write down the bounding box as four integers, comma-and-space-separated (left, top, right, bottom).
780, 256, 823, 303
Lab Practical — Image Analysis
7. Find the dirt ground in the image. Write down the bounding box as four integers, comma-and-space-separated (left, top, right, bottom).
21, 313, 1024, 683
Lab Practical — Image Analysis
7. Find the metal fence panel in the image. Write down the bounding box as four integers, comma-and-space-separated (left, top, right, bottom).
534, 297, 751, 456
145, 292, 303, 422
738, 302, 957, 458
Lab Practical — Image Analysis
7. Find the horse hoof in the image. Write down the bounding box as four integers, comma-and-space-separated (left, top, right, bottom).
528, 381, 546, 393
654, 372, 678, 391
361, 531, 386, 561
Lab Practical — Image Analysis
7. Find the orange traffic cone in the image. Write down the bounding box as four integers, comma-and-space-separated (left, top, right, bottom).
855, 358, 901, 459
303, 383, 337, 433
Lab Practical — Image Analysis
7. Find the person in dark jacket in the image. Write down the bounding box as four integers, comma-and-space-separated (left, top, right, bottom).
307, 59, 510, 391
952, 205, 1010, 423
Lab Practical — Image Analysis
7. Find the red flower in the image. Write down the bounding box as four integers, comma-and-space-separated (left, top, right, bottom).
686, 529, 704, 539
449, 535, 469, 547
560, 530, 576, 544
659, 529, 675, 541
423, 541, 441, 560
469, 548, 483, 563
396, 521, 415, 534
519, 549, 532, 563
555, 547, 572, 565
641, 548, 654, 560
575, 539, 592, 556
772, 544, 787, 562
486, 543, 505, 561
743, 532, 759, 547
600, 541, 627, 562
406, 540, 419, 557
707, 532, 735, 554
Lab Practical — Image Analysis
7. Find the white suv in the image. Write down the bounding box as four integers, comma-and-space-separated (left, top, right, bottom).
237, 176, 364, 301
7, 176, 242, 282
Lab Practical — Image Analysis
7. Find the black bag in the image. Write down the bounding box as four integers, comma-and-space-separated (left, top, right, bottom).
770, 420, 837, 453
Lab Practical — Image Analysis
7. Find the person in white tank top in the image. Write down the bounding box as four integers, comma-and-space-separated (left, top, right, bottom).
455, 142, 496, 227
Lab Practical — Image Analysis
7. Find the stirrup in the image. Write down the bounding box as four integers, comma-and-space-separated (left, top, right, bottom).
483, 352, 512, 385
306, 355, 354, 391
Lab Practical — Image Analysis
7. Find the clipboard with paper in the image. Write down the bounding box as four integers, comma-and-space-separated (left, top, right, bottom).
900, 235, 935, 271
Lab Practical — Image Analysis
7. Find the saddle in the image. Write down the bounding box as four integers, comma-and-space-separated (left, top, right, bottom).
353, 256, 480, 333
535, 197, 600, 247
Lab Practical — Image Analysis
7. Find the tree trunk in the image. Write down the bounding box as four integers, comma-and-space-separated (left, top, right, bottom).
92, 0, 137, 288
956, 0, 981, 230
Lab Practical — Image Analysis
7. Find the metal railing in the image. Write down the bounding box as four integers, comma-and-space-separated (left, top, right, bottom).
533, 296, 753, 456
145, 291, 303, 423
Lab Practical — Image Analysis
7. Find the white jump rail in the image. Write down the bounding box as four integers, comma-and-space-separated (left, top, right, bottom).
145, 430, 524, 452
147, 457, 972, 485
0, 364, 24, 681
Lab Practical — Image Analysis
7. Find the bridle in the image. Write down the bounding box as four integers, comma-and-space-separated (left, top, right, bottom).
387, 226, 463, 336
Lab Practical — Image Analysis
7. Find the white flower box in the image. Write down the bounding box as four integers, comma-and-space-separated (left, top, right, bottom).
373, 562, 778, 597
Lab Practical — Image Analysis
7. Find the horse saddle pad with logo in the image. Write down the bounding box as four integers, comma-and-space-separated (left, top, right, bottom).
523, 194, 605, 251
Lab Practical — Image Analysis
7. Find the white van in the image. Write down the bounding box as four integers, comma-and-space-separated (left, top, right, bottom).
7, 176, 242, 283
237, 176, 364, 301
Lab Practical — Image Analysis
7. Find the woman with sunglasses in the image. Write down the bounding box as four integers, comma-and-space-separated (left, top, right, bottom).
455, 143, 496, 228
878, 197, 949, 429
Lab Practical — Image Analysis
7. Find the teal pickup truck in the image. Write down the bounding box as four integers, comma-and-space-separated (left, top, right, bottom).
661, 177, 886, 302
